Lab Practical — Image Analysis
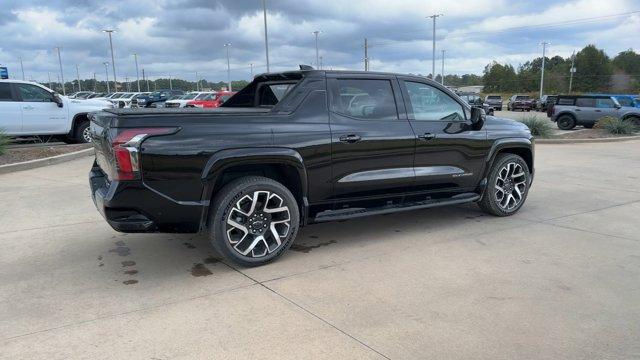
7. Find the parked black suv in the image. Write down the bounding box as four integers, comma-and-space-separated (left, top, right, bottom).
133, 89, 185, 108
485, 95, 503, 111
536, 95, 557, 112
457, 92, 495, 116
89, 70, 534, 266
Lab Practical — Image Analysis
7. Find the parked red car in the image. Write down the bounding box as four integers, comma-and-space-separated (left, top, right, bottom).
185, 91, 236, 108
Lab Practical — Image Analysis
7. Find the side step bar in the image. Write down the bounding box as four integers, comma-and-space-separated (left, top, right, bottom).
312, 193, 480, 223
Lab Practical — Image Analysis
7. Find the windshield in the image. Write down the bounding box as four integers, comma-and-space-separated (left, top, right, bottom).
181, 93, 200, 100
111, 93, 125, 99
516, 96, 530, 100
195, 93, 210, 100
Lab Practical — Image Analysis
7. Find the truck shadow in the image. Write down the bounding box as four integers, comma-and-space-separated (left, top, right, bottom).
94, 203, 498, 284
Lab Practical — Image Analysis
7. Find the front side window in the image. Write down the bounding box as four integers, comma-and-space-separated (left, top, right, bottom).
0, 83, 12, 101
596, 98, 615, 108
404, 81, 464, 121
17, 84, 52, 102
616, 97, 633, 107
334, 79, 398, 120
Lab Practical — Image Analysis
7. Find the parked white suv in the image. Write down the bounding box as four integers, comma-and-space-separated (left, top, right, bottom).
0, 80, 113, 143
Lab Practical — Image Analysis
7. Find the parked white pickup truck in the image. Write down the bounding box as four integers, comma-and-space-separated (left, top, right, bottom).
0, 80, 113, 143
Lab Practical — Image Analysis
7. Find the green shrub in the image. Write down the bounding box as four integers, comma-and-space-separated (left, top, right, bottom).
520, 115, 554, 138
596, 116, 638, 135
0, 130, 10, 156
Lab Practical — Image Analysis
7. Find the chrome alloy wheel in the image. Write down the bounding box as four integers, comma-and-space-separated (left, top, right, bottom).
494, 162, 527, 211
226, 190, 291, 258
82, 126, 92, 143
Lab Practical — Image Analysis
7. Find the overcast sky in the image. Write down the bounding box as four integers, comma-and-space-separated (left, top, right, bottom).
0, 0, 638, 84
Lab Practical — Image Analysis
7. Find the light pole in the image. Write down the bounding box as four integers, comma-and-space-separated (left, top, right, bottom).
19, 57, 25, 80
133, 53, 140, 92
48, 72, 53, 90
312, 30, 321, 69
441, 49, 445, 85
250, 63, 254, 78
169, 75, 173, 90
539, 42, 549, 99
54, 46, 65, 95
102, 29, 117, 91
103, 62, 110, 93
76, 64, 81, 91
568, 51, 576, 94
262, 0, 270, 72
364, 38, 369, 71
224, 43, 232, 91
319, 56, 323, 70
428, 14, 442, 80
93, 72, 97, 92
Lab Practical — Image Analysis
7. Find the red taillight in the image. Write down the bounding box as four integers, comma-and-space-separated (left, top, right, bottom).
111, 127, 177, 181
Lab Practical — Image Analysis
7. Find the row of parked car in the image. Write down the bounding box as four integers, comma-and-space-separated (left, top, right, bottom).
69, 90, 236, 109
481, 94, 640, 113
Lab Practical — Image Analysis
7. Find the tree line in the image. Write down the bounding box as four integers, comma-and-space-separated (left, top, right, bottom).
483, 45, 640, 94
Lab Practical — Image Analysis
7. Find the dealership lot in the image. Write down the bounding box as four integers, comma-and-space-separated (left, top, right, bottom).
1, 141, 640, 359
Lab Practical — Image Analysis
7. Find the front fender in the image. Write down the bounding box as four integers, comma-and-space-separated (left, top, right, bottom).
481, 138, 534, 186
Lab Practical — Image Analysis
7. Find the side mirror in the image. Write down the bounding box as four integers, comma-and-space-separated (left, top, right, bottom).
52, 93, 63, 108
470, 106, 486, 130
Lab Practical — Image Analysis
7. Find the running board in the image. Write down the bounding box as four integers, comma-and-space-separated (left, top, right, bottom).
312, 193, 480, 223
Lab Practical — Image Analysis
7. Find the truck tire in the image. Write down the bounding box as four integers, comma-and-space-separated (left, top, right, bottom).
74, 121, 92, 143
556, 115, 576, 130
478, 153, 530, 217
627, 116, 640, 126
209, 176, 300, 267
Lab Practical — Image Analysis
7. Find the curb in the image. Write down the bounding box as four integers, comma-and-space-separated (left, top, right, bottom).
536, 135, 640, 144
0, 148, 94, 175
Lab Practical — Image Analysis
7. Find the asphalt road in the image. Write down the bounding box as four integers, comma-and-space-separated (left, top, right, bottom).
1, 140, 640, 359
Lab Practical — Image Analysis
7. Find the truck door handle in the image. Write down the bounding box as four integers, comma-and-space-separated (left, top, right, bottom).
594, 109, 602, 112
23, 105, 34, 110
339, 134, 361, 143
418, 133, 436, 141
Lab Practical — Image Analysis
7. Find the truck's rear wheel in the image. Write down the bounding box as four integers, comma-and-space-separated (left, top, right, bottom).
478, 153, 530, 217
556, 115, 576, 130
209, 176, 300, 267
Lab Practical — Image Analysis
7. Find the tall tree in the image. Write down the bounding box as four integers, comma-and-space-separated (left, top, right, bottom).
573, 44, 612, 92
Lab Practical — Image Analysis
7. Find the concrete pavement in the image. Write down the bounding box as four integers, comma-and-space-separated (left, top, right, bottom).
1, 140, 639, 359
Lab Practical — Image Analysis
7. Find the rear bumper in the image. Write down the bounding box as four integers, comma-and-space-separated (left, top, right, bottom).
89, 163, 203, 233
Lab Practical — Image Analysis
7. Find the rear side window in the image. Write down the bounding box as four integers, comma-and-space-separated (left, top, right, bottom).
334, 79, 398, 120
404, 81, 464, 121
557, 97, 574, 105
258, 83, 296, 106
575, 98, 596, 107
0, 83, 12, 101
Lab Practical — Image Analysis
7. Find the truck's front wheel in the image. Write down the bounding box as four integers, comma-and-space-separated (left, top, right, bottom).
75, 121, 92, 143
209, 176, 300, 267
478, 153, 530, 216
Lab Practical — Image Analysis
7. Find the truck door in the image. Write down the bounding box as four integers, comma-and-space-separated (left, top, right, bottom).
398, 78, 489, 193
0, 82, 22, 134
328, 75, 416, 199
15, 83, 67, 135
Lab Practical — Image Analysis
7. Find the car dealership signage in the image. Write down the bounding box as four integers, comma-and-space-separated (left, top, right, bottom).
0, 67, 8, 79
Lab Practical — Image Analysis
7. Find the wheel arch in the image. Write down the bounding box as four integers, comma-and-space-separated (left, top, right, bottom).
199, 148, 308, 230
484, 138, 534, 181
555, 111, 576, 122
69, 112, 90, 135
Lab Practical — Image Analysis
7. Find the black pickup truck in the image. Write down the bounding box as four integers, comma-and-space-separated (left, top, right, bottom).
89, 70, 534, 266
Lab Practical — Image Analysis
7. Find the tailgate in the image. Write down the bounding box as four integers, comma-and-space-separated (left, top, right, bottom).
89, 112, 118, 181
